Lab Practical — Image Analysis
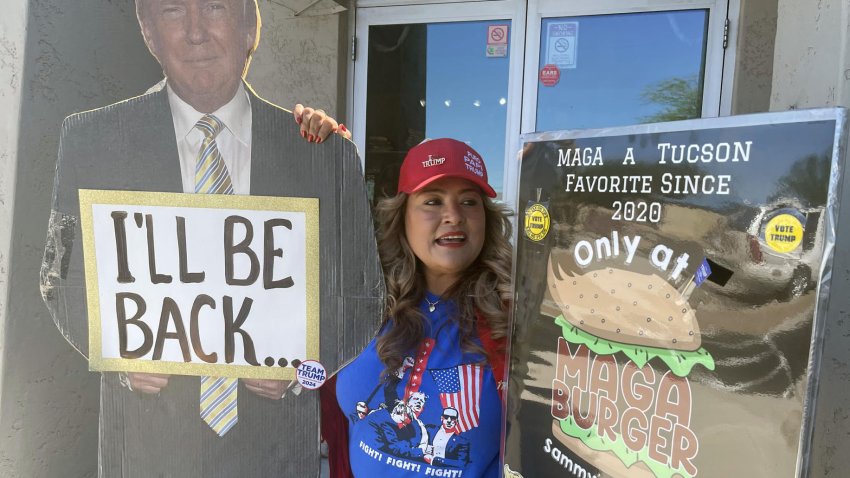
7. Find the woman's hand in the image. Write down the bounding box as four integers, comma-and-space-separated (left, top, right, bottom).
293, 104, 351, 143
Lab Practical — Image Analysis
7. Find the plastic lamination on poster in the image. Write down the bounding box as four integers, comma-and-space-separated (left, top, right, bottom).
504, 108, 849, 478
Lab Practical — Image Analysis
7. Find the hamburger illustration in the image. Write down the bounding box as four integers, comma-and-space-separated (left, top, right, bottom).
545, 251, 715, 478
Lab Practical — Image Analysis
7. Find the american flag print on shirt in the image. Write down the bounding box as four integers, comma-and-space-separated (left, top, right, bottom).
429, 364, 483, 432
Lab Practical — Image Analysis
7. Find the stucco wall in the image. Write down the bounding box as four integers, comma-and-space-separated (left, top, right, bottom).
0, 0, 27, 423
0, 0, 346, 476
772, 0, 850, 109
730, 0, 777, 114
248, 5, 347, 117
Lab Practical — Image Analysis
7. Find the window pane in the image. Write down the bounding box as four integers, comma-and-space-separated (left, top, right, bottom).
425, 22, 510, 198
365, 21, 511, 204
536, 10, 708, 132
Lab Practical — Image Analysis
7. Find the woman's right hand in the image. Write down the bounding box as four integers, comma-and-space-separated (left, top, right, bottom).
293, 104, 352, 143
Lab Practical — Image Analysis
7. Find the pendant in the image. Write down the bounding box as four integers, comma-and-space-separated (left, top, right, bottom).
429, 304, 436, 313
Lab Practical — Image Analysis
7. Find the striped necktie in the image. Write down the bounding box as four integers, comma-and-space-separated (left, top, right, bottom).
195, 114, 238, 436
194, 114, 234, 195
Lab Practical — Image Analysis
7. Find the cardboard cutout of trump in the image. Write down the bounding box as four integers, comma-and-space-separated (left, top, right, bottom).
40, 1, 383, 475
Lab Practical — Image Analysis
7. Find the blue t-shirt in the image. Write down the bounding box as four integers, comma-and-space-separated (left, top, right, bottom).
336, 293, 502, 478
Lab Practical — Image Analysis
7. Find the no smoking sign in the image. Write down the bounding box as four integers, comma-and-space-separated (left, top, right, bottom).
489, 25, 507, 43
487, 24, 509, 58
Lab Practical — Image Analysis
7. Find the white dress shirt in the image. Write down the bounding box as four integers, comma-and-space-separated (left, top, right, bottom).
432, 427, 453, 458
166, 83, 253, 195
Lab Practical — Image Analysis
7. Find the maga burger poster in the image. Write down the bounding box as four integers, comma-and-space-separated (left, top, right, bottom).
504, 109, 848, 478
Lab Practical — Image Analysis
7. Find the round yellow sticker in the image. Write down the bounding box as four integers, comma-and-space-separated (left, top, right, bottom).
765, 214, 804, 253
524, 203, 550, 241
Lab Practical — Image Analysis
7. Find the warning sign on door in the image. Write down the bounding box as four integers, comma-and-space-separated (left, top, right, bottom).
540, 64, 560, 87
487, 24, 509, 58
545, 21, 578, 69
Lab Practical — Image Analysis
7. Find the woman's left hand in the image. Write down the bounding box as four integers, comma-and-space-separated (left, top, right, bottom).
293, 104, 352, 143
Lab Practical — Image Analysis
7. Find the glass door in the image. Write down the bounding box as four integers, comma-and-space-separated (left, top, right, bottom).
352, 1, 526, 205
351, 0, 732, 212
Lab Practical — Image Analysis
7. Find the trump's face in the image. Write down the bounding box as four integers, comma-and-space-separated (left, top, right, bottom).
139, 0, 257, 113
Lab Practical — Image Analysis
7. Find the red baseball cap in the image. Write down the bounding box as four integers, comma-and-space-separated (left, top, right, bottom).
397, 138, 497, 198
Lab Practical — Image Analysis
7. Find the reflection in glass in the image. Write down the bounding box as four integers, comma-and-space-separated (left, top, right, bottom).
536, 10, 708, 132
365, 21, 510, 204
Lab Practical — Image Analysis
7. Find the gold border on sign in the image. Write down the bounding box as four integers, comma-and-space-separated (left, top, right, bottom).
79, 189, 320, 380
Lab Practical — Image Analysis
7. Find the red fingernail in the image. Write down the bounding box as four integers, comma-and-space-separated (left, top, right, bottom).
301, 130, 306, 138
316, 137, 323, 144
296, 116, 302, 125
308, 134, 314, 142
339, 124, 348, 133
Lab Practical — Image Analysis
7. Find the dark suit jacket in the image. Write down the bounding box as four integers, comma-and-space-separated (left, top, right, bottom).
41, 86, 384, 477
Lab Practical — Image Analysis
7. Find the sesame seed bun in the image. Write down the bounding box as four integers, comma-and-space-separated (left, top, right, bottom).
548, 259, 702, 352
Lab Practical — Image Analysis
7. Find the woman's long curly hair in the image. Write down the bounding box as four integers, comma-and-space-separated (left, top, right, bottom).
373, 192, 513, 375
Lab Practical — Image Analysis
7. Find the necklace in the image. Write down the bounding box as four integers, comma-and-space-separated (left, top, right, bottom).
425, 296, 440, 313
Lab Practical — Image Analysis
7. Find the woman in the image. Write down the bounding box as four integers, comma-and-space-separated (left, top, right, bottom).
323, 138, 513, 477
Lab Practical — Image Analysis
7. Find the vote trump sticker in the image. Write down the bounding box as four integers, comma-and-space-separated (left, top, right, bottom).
765, 213, 804, 253
524, 203, 551, 241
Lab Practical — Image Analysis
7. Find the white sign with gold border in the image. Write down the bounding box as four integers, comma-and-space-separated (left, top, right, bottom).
79, 189, 319, 380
